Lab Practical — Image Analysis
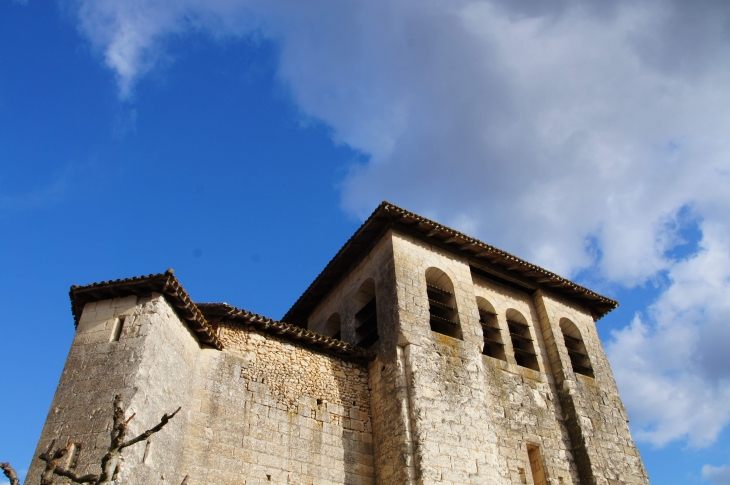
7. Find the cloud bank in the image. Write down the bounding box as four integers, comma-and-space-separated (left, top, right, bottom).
703, 459, 730, 485
608, 221, 730, 446
67, 0, 730, 448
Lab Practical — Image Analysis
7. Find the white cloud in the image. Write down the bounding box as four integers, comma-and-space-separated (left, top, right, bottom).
607, 221, 730, 446
66, 0, 730, 448
703, 460, 730, 485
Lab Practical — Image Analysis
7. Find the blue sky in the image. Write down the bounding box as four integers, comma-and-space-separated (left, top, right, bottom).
2, 1, 730, 484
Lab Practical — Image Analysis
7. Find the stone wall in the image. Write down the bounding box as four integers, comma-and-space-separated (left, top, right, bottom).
303, 230, 412, 484
180, 321, 375, 485
307, 231, 397, 348
370, 229, 644, 485
473, 277, 581, 484
533, 292, 649, 485
25, 294, 200, 485
27, 295, 376, 485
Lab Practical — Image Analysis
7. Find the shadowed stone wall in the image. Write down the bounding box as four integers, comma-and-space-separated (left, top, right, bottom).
533, 292, 650, 485
179, 323, 374, 485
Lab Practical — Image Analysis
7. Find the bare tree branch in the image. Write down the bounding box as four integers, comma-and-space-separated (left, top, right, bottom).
0, 462, 20, 485
95, 394, 181, 485
39, 440, 71, 485
24, 394, 182, 485
52, 467, 99, 484
95, 394, 128, 484
120, 406, 181, 450
180, 475, 190, 485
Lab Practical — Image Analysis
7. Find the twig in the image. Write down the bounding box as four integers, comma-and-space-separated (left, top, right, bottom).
121, 407, 181, 450
53, 467, 99, 484
39, 440, 70, 485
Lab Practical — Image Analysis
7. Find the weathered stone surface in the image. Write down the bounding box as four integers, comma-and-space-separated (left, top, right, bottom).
26, 294, 198, 485
182, 323, 375, 485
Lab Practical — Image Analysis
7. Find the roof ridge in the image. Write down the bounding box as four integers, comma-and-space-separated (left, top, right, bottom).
282, 201, 617, 325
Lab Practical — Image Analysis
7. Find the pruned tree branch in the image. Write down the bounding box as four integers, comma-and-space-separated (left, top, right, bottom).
0, 462, 20, 485
39, 440, 71, 485
52, 467, 99, 484
120, 406, 181, 450
38, 440, 100, 484
29, 394, 182, 485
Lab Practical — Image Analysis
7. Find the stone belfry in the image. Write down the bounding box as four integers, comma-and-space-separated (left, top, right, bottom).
27, 202, 649, 485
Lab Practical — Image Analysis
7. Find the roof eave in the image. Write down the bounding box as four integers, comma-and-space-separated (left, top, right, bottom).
283, 202, 618, 326
198, 303, 376, 362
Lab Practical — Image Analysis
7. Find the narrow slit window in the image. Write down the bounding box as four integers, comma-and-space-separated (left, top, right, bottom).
560, 318, 594, 378
527, 444, 547, 485
354, 279, 379, 349
426, 268, 462, 340
506, 310, 539, 371
518, 467, 527, 484
477, 297, 506, 361
111, 316, 125, 342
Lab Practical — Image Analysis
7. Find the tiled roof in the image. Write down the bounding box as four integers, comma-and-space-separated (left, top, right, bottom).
198, 303, 375, 362
69, 269, 223, 350
283, 201, 618, 326
69, 270, 375, 360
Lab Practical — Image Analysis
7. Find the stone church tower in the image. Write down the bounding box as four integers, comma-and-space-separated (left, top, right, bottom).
27, 202, 649, 485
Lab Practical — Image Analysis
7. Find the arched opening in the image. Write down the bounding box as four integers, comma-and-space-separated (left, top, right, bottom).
477, 297, 506, 361
323, 313, 341, 340
506, 309, 539, 371
354, 279, 379, 349
560, 318, 594, 378
426, 267, 462, 340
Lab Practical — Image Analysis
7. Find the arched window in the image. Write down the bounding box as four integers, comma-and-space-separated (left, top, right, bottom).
426, 267, 462, 340
560, 318, 594, 378
323, 313, 341, 340
506, 309, 539, 371
354, 279, 379, 348
477, 297, 506, 361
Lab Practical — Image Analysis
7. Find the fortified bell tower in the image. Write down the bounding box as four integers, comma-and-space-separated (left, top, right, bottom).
27, 202, 648, 485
